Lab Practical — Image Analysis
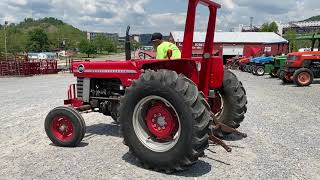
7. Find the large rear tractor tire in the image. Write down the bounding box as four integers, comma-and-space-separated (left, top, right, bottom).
45, 106, 86, 147
293, 68, 314, 87
209, 69, 247, 129
119, 69, 212, 172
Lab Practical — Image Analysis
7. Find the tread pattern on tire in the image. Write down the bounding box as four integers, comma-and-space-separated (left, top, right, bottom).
119, 69, 212, 172
217, 70, 247, 128
44, 106, 86, 147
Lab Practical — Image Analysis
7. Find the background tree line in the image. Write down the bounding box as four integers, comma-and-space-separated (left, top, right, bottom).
0, 17, 117, 57
260, 21, 319, 52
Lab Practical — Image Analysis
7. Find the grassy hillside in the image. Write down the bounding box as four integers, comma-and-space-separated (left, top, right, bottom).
0, 17, 86, 53
302, 15, 320, 22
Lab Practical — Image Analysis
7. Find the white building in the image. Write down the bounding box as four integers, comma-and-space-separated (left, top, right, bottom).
28, 52, 57, 60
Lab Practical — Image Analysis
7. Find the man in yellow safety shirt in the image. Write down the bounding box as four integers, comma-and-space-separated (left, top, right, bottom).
151, 33, 181, 60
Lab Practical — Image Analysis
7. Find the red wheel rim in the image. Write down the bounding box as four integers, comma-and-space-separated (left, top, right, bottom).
50, 116, 74, 142
298, 72, 311, 85
210, 93, 223, 117
145, 102, 178, 140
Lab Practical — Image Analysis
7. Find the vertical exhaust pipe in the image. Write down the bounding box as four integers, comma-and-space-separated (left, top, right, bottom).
125, 26, 131, 60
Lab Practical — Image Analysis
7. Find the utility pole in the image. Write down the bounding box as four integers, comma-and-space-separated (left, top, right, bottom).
250, 17, 253, 30
4, 21, 8, 61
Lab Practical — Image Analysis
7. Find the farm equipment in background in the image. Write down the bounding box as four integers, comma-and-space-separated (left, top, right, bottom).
251, 56, 274, 76
225, 56, 242, 70
242, 58, 255, 73
269, 55, 287, 78
282, 51, 320, 86
134, 46, 156, 59
239, 57, 251, 72
0, 55, 58, 76
282, 33, 320, 86
44, 0, 248, 172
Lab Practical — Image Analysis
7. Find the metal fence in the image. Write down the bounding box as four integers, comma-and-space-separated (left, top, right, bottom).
0, 55, 58, 76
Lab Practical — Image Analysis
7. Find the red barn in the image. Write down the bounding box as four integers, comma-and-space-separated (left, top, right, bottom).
170, 31, 289, 63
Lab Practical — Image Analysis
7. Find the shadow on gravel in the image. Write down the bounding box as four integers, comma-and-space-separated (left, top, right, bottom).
264, 76, 275, 79
122, 152, 212, 177
49, 142, 89, 147
313, 80, 320, 84
222, 133, 245, 141
174, 160, 212, 177
85, 123, 121, 138
279, 83, 295, 87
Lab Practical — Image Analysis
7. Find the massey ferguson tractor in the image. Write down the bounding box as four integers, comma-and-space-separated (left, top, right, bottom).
44, 0, 247, 172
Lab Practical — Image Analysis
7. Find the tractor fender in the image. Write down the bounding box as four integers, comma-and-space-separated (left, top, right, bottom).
140, 59, 200, 85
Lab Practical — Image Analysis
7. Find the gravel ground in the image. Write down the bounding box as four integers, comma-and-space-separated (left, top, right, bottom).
0, 71, 319, 180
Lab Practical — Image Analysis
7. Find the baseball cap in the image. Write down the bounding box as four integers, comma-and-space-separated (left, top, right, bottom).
151, 33, 163, 42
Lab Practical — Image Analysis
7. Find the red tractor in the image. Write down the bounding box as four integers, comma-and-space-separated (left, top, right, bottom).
45, 0, 247, 172
282, 51, 320, 86
282, 33, 320, 86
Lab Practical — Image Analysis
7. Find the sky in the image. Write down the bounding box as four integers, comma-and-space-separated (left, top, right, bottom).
0, 0, 319, 36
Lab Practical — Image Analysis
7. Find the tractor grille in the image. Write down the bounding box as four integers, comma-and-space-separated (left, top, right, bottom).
77, 78, 84, 98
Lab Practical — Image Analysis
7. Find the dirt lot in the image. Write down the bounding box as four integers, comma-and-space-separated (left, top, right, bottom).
0, 71, 319, 179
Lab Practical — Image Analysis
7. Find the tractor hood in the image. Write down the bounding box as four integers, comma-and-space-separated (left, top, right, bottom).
71, 59, 193, 87
251, 56, 274, 63
274, 55, 287, 60
71, 60, 143, 87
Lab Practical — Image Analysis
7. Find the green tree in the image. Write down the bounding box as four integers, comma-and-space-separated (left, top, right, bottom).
27, 28, 50, 52
269, 22, 278, 33
105, 38, 117, 53
78, 39, 96, 57
260, 21, 278, 33
130, 40, 140, 52
7, 31, 28, 54
285, 29, 298, 52
93, 34, 117, 54
93, 34, 107, 53
260, 23, 270, 32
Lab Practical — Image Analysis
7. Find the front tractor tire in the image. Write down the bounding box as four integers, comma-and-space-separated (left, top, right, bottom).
252, 66, 257, 75
293, 68, 314, 87
209, 69, 247, 129
119, 70, 211, 172
256, 66, 265, 76
45, 106, 86, 147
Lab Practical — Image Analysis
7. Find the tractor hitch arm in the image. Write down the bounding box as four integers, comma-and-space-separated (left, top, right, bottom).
209, 112, 247, 152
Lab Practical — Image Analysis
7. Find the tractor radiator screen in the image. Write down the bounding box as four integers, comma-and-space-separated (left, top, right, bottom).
77, 78, 84, 98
